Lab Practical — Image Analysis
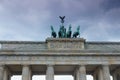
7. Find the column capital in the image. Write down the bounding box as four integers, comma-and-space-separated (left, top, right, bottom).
78, 65, 86, 70
78, 64, 86, 66
22, 65, 30, 67
78, 64, 86, 67
47, 64, 54, 66
102, 64, 109, 66
47, 65, 54, 68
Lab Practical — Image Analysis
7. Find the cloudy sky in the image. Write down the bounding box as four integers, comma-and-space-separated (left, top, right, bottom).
0, 0, 117, 80
0, 0, 120, 41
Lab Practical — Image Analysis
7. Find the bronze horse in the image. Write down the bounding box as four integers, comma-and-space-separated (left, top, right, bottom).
73, 26, 80, 38
51, 26, 57, 38
67, 25, 72, 38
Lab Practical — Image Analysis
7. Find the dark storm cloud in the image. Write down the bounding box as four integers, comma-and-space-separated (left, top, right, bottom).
101, 0, 120, 11
100, 0, 120, 24
0, 0, 120, 41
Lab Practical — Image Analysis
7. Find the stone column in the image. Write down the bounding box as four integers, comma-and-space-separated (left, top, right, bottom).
76, 68, 79, 80
0, 65, 4, 80
116, 69, 120, 80
29, 68, 32, 80
98, 67, 103, 80
3, 68, 8, 80
73, 69, 77, 80
3, 66, 12, 80
8, 72, 12, 80
46, 65, 54, 80
102, 65, 110, 80
74, 75, 76, 80
112, 68, 120, 80
76, 65, 86, 80
93, 72, 97, 80
112, 72, 117, 80
22, 65, 31, 80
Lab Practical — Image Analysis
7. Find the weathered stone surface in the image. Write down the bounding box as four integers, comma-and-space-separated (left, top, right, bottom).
0, 41, 47, 50
0, 65, 4, 80
0, 38, 120, 79
78, 65, 86, 80
1, 38, 120, 51
22, 65, 31, 80
102, 65, 110, 80
46, 65, 54, 80
46, 38, 85, 50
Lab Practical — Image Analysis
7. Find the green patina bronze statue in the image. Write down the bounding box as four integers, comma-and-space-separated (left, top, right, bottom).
50, 26, 57, 38
58, 25, 66, 38
59, 16, 65, 26
58, 16, 66, 38
66, 25, 72, 38
50, 16, 80, 38
73, 26, 80, 38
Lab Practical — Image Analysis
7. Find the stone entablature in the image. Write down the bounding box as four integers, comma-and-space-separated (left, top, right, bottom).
0, 38, 120, 80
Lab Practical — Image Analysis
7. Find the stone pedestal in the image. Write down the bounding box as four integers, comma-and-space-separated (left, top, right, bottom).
46, 38, 85, 50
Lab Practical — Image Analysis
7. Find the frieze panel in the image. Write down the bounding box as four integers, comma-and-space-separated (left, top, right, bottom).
46, 38, 85, 50
48, 42, 84, 49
